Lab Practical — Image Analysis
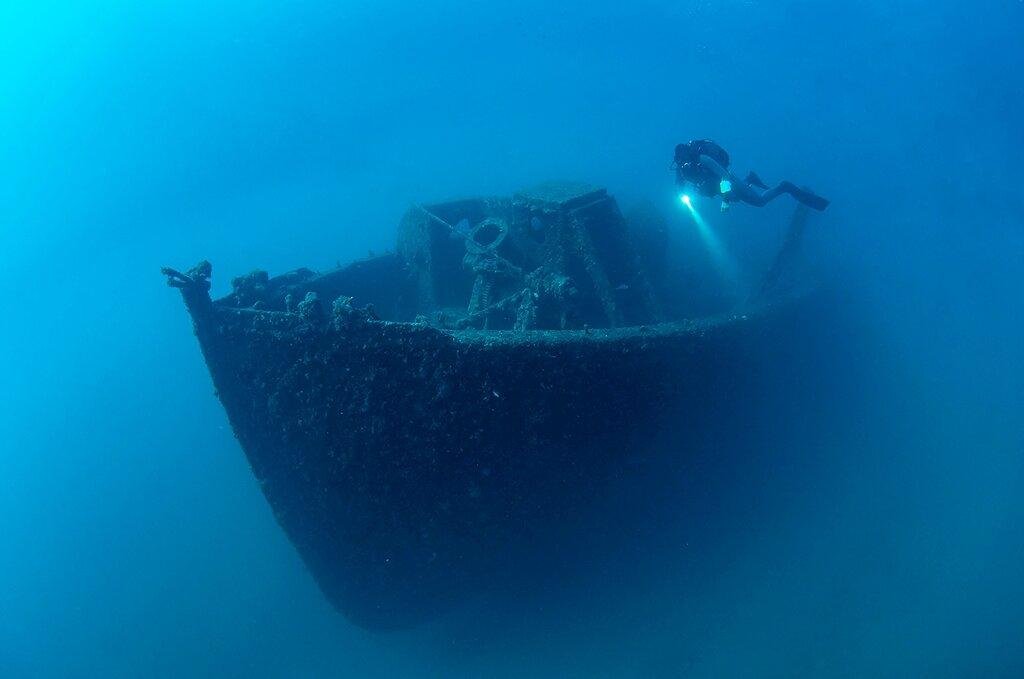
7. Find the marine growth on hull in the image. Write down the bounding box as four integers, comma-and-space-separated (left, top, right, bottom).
163, 181, 821, 630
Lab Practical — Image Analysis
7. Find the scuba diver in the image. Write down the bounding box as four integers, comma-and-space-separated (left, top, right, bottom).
673, 140, 830, 212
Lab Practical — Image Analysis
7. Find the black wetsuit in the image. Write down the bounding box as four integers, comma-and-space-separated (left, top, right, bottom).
674, 140, 829, 211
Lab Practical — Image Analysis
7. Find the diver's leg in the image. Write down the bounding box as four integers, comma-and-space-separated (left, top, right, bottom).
757, 182, 792, 204
745, 171, 769, 189
728, 178, 771, 206
725, 174, 830, 211
783, 183, 830, 211
751, 182, 830, 211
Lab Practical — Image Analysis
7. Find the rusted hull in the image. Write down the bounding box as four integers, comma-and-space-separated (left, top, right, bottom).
178, 283, 838, 630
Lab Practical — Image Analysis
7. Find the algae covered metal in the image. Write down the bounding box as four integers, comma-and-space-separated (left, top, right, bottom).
164, 182, 829, 629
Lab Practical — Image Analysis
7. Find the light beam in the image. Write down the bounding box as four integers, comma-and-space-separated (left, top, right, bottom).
679, 195, 738, 282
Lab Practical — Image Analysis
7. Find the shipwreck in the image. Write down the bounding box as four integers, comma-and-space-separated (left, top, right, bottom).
164, 182, 836, 630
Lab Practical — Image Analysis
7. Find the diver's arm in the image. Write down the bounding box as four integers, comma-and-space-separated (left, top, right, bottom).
698, 154, 730, 181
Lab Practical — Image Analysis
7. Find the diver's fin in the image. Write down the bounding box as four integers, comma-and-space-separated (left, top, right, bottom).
795, 187, 830, 211
745, 171, 769, 189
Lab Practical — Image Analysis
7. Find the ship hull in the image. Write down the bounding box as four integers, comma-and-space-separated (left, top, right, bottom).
179, 285, 841, 630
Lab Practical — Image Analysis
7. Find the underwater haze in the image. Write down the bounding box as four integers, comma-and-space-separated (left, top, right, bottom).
2, 1, 1022, 676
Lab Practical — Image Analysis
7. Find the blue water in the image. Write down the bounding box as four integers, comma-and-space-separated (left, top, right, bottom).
2, 1, 1022, 676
